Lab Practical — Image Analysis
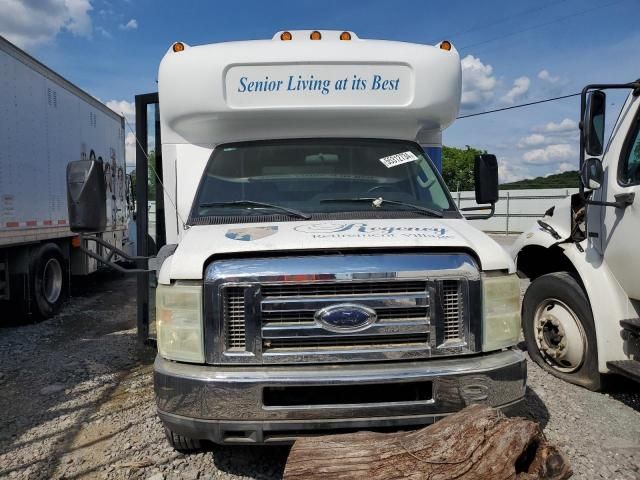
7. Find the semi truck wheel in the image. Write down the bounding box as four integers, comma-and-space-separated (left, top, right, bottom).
164, 427, 202, 452
30, 243, 68, 319
522, 272, 601, 390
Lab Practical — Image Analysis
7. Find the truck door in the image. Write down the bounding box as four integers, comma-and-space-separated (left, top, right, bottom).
596, 94, 640, 300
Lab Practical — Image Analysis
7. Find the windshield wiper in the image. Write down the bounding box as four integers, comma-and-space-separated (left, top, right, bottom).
320, 197, 443, 218
199, 200, 311, 220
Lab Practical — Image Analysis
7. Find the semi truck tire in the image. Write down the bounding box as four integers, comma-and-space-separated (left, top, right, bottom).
164, 427, 202, 453
522, 271, 601, 391
30, 243, 68, 319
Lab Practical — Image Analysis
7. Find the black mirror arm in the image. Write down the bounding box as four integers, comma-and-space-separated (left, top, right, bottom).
461, 202, 495, 220
583, 193, 634, 209
615, 192, 635, 207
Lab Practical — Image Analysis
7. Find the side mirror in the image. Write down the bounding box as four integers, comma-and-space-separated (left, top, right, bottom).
580, 157, 604, 190
462, 154, 498, 220
66, 160, 107, 232
583, 90, 606, 156
474, 154, 499, 205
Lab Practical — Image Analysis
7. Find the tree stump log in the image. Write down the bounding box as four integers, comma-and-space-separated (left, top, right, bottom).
283, 405, 571, 480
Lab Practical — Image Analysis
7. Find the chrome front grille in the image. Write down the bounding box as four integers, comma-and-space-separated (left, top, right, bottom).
260, 280, 430, 355
223, 287, 247, 350
265, 334, 429, 350
261, 306, 429, 323
208, 253, 480, 364
261, 281, 428, 298
442, 280, 463, 342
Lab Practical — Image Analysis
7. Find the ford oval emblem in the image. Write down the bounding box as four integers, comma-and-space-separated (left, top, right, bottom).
314, 304, 377, 332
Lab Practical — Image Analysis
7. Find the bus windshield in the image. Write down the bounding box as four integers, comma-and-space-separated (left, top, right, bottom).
190, 138, 457, 222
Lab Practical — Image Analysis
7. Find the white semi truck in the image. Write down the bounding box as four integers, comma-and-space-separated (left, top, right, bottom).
512, 81, 640, 389
0, 35, 130, 319
69, 30, 526, 450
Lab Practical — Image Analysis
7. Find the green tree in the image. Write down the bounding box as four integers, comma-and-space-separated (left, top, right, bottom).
147, 150, 157, 199
441, 145, 485, 191
127, 151, 157, 202
499, 171, 579, 189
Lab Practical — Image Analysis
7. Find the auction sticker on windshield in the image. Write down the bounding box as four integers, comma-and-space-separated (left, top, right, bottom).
379, 151, 418, 168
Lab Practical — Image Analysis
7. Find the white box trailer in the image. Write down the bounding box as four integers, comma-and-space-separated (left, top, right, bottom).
0, 35, 130, 318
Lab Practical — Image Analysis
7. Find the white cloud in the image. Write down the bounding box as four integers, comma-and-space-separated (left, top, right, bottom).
540, 118, 578, 133
501, 76, 530, 104
498, 159, 528, 183
106, 99, 135, 124
119, 18, 138, 30
107, 100, 136, 166
555, 162, 575, 173
537, 69, 560, 83
501, 117, 580, 179
0, 0, 93, 48
517, 133, 546, 147
64, 0, 92, 36
523, 144, 574, 164
96, 25, 111, 38
460, 55, 497, 110
125, 132, 136, 167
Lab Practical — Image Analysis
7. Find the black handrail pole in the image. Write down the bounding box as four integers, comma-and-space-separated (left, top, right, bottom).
135, 93, 156, 343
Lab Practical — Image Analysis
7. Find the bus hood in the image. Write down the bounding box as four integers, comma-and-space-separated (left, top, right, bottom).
163, 218, 514, 280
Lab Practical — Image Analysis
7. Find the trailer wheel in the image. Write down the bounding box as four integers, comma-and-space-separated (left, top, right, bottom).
522, 272, 601, 390
30, 243, 67, 319
164, 427, 202, 453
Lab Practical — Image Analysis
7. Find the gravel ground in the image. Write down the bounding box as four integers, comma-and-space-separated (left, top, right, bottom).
1, 269, 639, 480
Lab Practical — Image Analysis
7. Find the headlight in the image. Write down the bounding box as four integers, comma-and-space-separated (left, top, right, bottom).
156, 282, 204, 363
482, 273, 521, 351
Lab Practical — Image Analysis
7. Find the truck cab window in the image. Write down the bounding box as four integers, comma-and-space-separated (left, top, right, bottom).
620, 122, 640, 186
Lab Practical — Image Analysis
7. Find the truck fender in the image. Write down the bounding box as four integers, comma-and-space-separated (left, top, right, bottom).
514, 231, 636, 373
510, 222, 559, 258
557, 242, 636, 372
509, 194, 576, 259
511, 222, 576, 282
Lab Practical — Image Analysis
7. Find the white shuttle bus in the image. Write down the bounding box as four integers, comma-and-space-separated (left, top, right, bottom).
135, 31, 527, 449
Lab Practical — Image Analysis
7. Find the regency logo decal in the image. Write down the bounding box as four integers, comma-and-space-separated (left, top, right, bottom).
293, 223, 453, 239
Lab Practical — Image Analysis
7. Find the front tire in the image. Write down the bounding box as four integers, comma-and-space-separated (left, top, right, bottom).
30, 243, 68, 319
164, 427, 202, 453
522, 272, 601, 390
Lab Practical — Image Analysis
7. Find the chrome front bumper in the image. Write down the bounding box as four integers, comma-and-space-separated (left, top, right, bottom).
155, 348, 526, 444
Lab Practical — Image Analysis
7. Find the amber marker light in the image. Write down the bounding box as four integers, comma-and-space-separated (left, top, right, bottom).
172, 42, 185, 53
340, 31, 352, 41
280, 31, 292, 41
310, 30, 322, 40
440, 40, 452, 51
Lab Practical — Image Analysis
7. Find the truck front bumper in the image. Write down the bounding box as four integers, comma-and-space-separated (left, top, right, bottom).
155, 348, 526, 445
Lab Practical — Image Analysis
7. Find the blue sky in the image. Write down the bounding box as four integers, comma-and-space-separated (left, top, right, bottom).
1, 0, 639, 182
